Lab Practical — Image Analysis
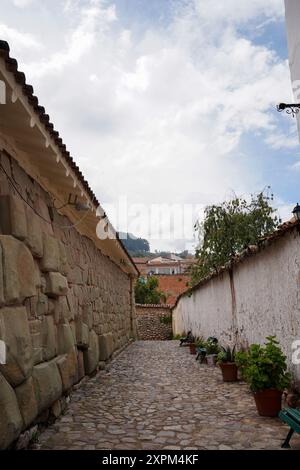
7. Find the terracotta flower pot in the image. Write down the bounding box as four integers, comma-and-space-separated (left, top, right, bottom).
219, 362, 238, 382
189, 343, 197, 355
253, 389, 283, 417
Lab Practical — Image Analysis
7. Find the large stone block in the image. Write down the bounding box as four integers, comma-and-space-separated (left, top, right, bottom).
0, 235, 37, 304
82, 303, 93, 330
25, 211, 43, 258
24, 295, 37, 320
24, 292, 49, 319
32, 361, 62, 413
48, 298, 55, 316
40, 234, 60, 272
83, 330, 99, 375
57, 323, 76, 355
93, 311, 100, 326
36, 292, 48, 317
56, 296, 73, 323
69, 320, 76, 343
34, 198, 54, 236
45, 272, 68, 297
31, 336, 43, 365
56, 349, 77, 392
0, 373, 23, 449
28, 319, 43, 365
68, 266, 83, 285
98, 333, 114, 361
59, 241, 69, 276
75, 320, 89, 350
0, 306, 33, 387
50, 400, 62, 419
34, 264, 42, 291
0, 194, 27, 241
42, 316, 57, 361
73, 284, 84, 306
82, 267, 88, 285
15, 377, 38, 429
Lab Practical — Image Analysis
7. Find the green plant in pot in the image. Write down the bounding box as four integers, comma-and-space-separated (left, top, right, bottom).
195, 336, 206, 348
205, 337, 220, 366
195, 337, 207, 363
188, 335, 201, 355
217, 345, 238, 382
235, 336, 291, 417
189, 342, 197, 355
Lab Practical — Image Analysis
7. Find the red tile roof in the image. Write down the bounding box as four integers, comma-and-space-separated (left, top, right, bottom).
135, 304, 172, 308
156, 274, 191, 306
132, 258, 151, 264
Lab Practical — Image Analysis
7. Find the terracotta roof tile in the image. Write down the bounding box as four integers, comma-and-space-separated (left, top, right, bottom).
0, 40, 98, 206
157, 274, 191, 306
135, 304, 172, 308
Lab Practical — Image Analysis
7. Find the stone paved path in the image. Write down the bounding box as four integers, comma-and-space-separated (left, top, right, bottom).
36, 341, 300, 450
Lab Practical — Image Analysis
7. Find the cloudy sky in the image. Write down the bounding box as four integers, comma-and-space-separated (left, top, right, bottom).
1, 0, 299, 251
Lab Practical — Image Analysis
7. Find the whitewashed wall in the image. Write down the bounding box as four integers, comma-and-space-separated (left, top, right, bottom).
173, 228, 300, 379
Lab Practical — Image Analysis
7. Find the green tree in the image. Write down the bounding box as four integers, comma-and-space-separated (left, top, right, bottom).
135, 276, 166, 304
191, 190, 280, 284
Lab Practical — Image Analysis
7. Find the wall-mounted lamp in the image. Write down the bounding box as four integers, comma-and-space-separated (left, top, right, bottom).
54, 194, 90, 213
68, 194, 90, 212
277, 103, 300, 117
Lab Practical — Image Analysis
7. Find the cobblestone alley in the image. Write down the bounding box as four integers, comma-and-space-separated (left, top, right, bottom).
36, 341, 300, 450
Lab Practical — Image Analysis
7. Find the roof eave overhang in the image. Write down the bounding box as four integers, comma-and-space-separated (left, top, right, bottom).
0, 48, 138, 277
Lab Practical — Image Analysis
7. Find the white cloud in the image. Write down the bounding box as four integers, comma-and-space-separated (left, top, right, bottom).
289, 160, 300, 171
63, 0, 81, 12
0, 23, 41, 51
265, 128, 299, 149
277, 202, 294, 223
1, 0, 296, 250
193, 0, 284, 24
25, 0, 117, 78
12, 0, 33, 7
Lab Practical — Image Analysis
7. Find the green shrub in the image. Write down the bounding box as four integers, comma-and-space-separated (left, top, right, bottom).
205, 337, 220, 355
160, 315, 172, 325
195, 336, 206, 348
217, 345, 236, 364
235, 336, 291, 392
173, 334, 182, 340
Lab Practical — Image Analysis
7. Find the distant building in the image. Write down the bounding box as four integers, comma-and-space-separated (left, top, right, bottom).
133, 255, 195, 276
156, 275, 190, 306
133, 254, 195, 305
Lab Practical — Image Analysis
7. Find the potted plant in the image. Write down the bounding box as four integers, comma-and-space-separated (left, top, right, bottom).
188, 335, 198, 355
205, 337, 220, 366
189, 342, 197, 355
217, 345, 238, 382
235, 336, 291, 417
195, 337, 207, 363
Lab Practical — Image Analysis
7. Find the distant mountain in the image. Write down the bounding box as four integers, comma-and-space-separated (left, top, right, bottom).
118, 233, 193, 259
118, 233, 150, 254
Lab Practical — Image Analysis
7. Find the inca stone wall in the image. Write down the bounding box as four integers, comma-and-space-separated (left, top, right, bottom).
136, 304, 172, 340
0, 150, 136, 449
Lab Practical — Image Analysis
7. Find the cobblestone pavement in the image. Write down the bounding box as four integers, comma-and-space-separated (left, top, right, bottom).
36, 341, 300, 450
